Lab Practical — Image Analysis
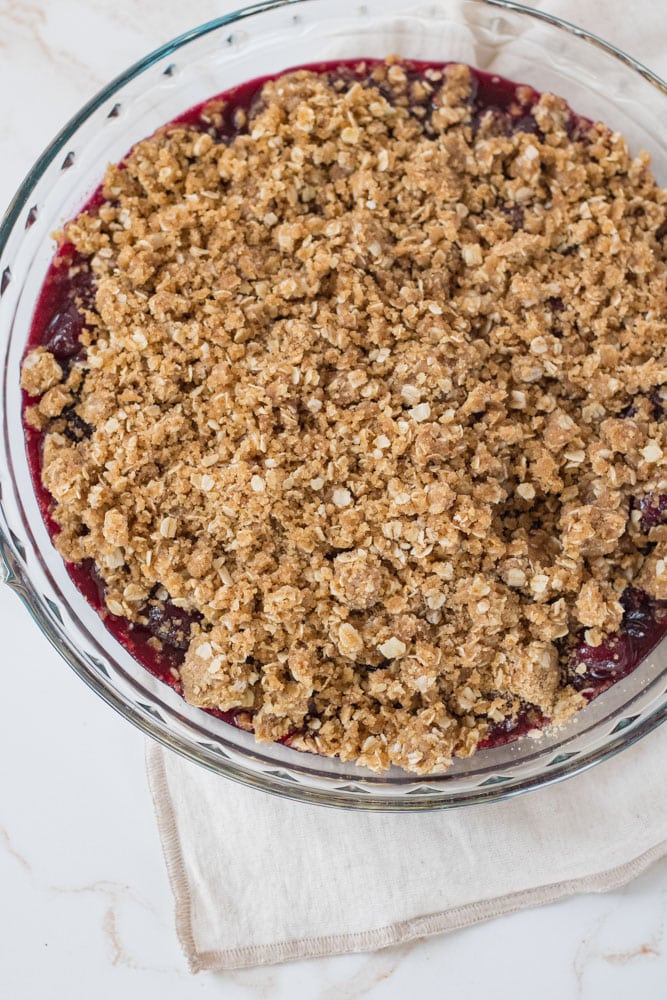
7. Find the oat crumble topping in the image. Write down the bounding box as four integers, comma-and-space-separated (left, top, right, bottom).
22, 60, 667, 773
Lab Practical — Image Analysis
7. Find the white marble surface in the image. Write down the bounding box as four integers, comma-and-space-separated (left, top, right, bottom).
1, 1, 666, 996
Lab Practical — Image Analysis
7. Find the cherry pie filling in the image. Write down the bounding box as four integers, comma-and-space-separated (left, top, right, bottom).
21, 59, 667, 767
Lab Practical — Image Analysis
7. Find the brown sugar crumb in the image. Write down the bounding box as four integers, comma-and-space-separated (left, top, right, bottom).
22, 60, 667, 773
21, 348, 62, 397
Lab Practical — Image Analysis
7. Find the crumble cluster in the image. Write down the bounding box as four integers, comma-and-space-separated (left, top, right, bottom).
22, 61, 667, 773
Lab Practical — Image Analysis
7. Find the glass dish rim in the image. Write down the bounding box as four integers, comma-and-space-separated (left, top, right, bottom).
1, 0, 667, 810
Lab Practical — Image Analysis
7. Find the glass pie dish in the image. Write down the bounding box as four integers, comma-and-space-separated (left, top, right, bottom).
2, 0, 667, 810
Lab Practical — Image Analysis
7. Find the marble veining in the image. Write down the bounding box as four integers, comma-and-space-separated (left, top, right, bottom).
0, 824, 31, 872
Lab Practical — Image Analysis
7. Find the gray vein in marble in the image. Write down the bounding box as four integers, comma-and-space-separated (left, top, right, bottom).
225, 967, 281, 998
317, 940, 419, 1000
603, 942, 661, 964
52, 879, 188, 976
102, 904, 140, 969
0, 824, 31, 871
0, 0, 105, 89
0, 2, 49, 58
574, 884, 666, 996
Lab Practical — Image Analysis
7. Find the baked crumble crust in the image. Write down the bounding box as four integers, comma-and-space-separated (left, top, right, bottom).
22, 60, 667, 773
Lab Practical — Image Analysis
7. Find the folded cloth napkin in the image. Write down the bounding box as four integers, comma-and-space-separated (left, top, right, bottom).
146, 725, 667, 972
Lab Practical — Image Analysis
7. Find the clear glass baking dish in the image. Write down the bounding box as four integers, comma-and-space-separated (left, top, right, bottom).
1, 0, 666, 810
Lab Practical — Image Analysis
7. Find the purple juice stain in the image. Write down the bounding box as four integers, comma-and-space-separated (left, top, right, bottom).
634, 493, 667, 532
37, 252, 95, 363
479, 705, 546, 749
145, 601, 202, 653
501, 203, 525, 231
62, 406, 93, 442
566, 588, 667, 695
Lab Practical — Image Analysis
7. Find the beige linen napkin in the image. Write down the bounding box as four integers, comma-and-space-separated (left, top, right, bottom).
147, 726, 667, 972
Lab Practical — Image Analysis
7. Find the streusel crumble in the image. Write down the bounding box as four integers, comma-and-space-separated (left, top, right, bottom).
21, 59, 667, 772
